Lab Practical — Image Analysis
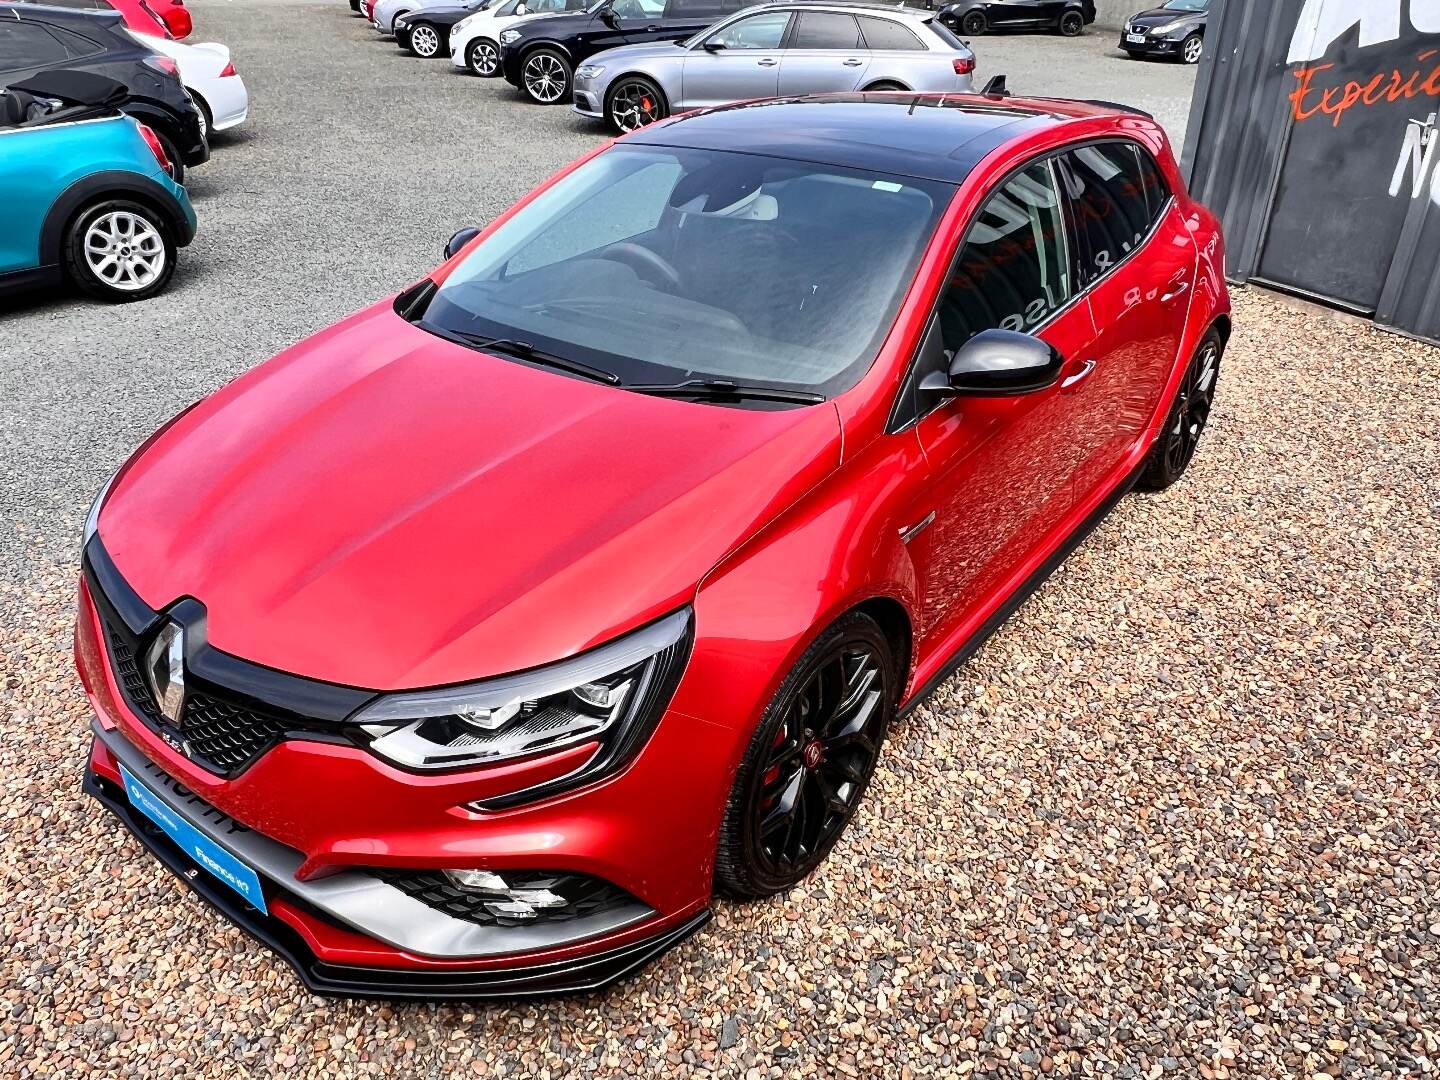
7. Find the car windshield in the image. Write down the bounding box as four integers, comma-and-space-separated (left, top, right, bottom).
1160, 0, 1206, 10
422, 145, 949, 398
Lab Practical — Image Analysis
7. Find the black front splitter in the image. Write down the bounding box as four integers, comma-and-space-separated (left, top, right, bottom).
84, 767, 711, 1001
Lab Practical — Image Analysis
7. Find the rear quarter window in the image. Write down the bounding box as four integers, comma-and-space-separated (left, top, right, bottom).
858, 16, 925, 50
1058, 141, 1169, 287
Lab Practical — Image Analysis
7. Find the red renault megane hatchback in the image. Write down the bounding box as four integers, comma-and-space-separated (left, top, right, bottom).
76, 92, 1228, 998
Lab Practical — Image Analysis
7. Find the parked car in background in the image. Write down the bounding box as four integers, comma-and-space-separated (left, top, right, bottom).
0, 71, 195, 302
575, 3, 975, 132
1120, 0, 1206, 63
394, 0, 489, 56
132, 34, 248, 140
17, 0, 192, 39
0, 3, 207, 180
77, 91, 1228, 999
372, 0, 485, 36
500, 0, 749, 105
450, 0, 585, 77
938, 0, 1093, 36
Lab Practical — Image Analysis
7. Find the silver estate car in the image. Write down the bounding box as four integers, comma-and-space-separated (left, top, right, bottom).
573, 2, 975, 132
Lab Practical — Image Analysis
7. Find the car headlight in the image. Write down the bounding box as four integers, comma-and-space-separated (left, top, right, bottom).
352, 609, 691, 802
1155, 18, 1187, 34
453, 14, 473, 30
500, 28, 520, 43
576, 64, 604, 79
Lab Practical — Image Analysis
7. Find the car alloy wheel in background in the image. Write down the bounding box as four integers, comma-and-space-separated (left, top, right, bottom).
468, 38, 499, 76
522, 49, 570, 104
1182, 34, 1203, 63
1059, 10, 1084, 35
961, 10, 986, 35
607, 77, 665, 132
65, 201, 175, 302
409, 23, 441, 57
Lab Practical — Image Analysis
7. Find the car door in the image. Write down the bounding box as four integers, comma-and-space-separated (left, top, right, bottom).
983, 1, 1049, 27
1056, 141, 1197, 501
578, 0, 659, 55
899, 157, 1100, 650
681, 9, 791, 108
777, 11, 869, 96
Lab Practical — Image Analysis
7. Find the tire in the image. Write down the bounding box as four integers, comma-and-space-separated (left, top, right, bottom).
1058, 9, 1084, 35
520, 47, 571, 104
408, 22, 442, 57
714, 612, 897, 900
154, 130, 184, 185
63, 199, 177, 303
603, 75, 667, 133
960, 10, 986, 35
467, 37, 500, 76
1180, 33, 1203, 64
1138, 328, 1223, 491
186, 90, 212, 145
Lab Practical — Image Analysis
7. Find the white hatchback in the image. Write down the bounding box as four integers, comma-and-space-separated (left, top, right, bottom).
450, 0, 587, 76
130, 33, 249, 141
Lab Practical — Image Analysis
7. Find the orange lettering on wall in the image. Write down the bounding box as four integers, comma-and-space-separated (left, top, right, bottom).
1291, 52, 1440, 126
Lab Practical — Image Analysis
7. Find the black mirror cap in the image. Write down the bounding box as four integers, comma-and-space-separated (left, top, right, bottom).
444, 226, 481, 260
920, 328, 1064, 398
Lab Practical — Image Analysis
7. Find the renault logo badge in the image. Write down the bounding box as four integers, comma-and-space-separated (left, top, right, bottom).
144, 621, 187, 728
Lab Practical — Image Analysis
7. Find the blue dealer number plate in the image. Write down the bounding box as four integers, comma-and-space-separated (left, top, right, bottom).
120, 764, 268, 915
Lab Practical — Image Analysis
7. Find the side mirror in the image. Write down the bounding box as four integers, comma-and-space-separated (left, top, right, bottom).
600, 9, 619, 26
444, 226, 481, 259
702, 38, 725, 51
919, 328, 1063, 397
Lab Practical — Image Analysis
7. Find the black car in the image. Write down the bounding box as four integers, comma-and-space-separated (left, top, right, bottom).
499, 0, 746, 106
1120, 0, 1206, 63
394, 0, 488, 57
0, 2, 206, 178
937, 0, 1095, 37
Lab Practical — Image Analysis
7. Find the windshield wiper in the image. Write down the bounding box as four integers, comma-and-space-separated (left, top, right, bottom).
625, 379, 825, 405
416, 323, 620, 385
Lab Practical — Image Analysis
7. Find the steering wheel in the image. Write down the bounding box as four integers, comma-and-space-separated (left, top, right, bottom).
604, 242, 683, 292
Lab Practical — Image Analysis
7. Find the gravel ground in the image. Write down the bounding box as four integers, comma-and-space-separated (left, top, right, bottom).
2, 3, 1436, 1077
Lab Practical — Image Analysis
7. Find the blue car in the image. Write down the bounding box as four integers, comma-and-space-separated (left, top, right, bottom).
0, 69, 197, 303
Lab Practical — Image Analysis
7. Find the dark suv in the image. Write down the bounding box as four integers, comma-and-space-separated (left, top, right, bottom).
0, 2, 206, 177
499, 0, 747, 105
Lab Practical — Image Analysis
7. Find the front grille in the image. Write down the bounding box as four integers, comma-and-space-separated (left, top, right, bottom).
103, 619, 310, 778
383, 870, 639, 928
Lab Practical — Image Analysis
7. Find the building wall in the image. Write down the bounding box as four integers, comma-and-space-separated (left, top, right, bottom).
1093, 0, 1136, 29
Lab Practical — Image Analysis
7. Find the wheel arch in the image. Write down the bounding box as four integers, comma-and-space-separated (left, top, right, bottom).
40, 172, 194, 269
851, 595, 913, 696
519, 39, 574, 64
862, 79, 913, 92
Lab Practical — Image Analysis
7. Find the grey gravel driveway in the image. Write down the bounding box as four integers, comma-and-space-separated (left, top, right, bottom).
2, 4, 1435, 1078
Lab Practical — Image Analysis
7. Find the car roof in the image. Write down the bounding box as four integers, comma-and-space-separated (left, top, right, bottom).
752, 0, 939, 20
627, 94, 1135, 184
1, 1, 124, 21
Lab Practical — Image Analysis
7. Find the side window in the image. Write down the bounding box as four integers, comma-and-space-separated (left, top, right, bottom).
615, 0, 664, 18
1058, 142, 1162, 287
660, 0, 719, 18
0, 23, 70, 71
47, 26, 104, 59
790, 11, 862, 49
1133, 146, 1171, 225
708, 11, 790, 49
857, 16, 925, 50
937, 160, 1072, 347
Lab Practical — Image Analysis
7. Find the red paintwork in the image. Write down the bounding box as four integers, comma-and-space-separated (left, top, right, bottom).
78, 95, 1229, 978
105, 0, 192, 39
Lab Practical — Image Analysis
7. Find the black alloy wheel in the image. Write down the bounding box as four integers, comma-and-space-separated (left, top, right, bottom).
1058, 9, 1084, 35
1140, 328, 1223, 491
605, 76, 666, 132
468, 37, 500, 76
960, 10, 986, 35
715, 613, 896, 898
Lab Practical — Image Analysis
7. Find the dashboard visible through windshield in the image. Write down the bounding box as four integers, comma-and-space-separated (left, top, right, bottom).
419, 145, 951, 400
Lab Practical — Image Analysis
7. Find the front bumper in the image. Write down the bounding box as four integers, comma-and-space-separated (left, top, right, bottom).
572, 83, 602, 118
85, 734, 710, 999
1119, 30, 1183, 54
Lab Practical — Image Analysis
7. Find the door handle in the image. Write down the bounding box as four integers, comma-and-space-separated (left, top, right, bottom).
645, 23, 660, 30
842, 57, 864, 66
757, 57, 778, 66
1161, 277, 1191, 303
1060, 359, 1096, 392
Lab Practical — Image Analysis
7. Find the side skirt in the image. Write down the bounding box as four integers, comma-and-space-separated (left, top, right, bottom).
898, 457, 1144, 717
